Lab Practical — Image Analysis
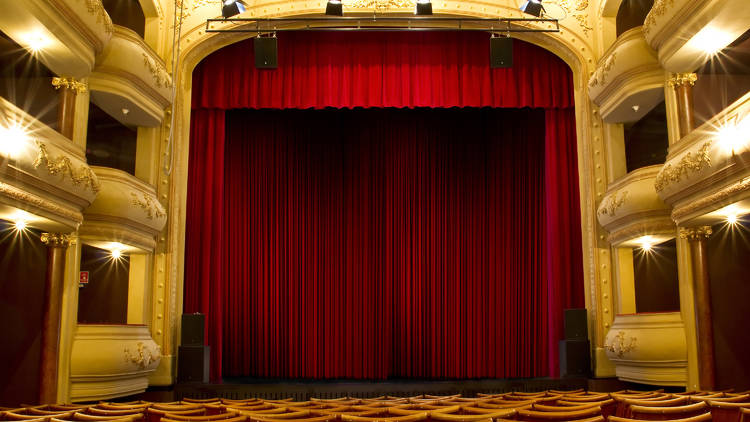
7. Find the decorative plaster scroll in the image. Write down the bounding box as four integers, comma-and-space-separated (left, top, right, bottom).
672, 176, 750, 222
590, 52, 617, 87
130, 192, 166, 220
0, 181, 83, 223
33, 141, 100, 194
679, 226, 712, 241
643, 0, 674, 37
142, 54, 172, 88
607, 219, 675, 245
552, 0, 592, 35
51, 77, 88, 93
599, 190, 628, 217
83, 0, 114, 35
124, 342, 161, 370
605, 330, 637, 358
40, 232, 75, 247
654, 141, 712, 192
350, 0, 415, 11
668, 73, 697, 88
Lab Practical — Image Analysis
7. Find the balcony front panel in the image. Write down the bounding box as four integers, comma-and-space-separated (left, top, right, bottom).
588, 27, 664, 124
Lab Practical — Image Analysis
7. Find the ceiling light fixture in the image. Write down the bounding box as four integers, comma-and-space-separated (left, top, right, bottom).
690, 26, 734, 55
0, 123, 29, 158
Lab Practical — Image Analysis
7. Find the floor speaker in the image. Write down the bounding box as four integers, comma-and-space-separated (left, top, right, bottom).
559, 339, 591, 377
181, 313, 205, 346
564, 308, 588, 341
490, 37, 513, 68
178, 345, 210, 383
255, 37, 278, 69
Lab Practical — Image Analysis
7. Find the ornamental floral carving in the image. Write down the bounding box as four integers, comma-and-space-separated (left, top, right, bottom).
51, 77, 88, 93
654, 141, 712, 192
679, 226, 712, 241
672, 176, 750, 221
40, 233, 75, 247
131, 192, 166, 220
84, 0, 114, 35
599, 190, 628, 217
33, 141, 101, 194
668, 73, 697, 88
0, 181, 83, 223
551, 0, 592, 35
124, 342, 161, 370
350, 0, 415, 11
142, 54, 172, 88
643, 0, 674, 37
605, 330, 637, 358
590, 52, 616, 87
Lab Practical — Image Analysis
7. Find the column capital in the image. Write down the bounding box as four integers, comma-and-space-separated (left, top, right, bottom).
40, 233, 75, 247
679, 226, 713, 241
51, 77, 88, 94
668, 73, 698, 88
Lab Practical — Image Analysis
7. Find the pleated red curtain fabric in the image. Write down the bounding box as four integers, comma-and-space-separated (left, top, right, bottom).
191, 32, 574, 110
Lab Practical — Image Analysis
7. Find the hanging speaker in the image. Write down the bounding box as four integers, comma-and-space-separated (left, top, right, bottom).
564, 308, 588, 341
490, 37, 513, 69
254, 36, 278, 69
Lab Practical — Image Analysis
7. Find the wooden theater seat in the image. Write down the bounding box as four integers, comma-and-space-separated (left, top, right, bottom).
629, 402, 709, 421
516, 406, 602, 422
3, 411, 76, 420
707, 401, 750, 422
70, 412, 144, 421
341, 410, 428, 422
429, 407, 516, 422
160, 415, 245, 422
549, 390, 586, 396
608, 412, 712, 422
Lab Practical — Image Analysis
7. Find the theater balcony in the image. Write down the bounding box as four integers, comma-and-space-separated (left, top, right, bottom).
70, 324, 160, 402
656, 91, 750, 226
604, 312, 688, 386
0, 97, 98, 231
643, 0, 750, 72
0, 0, 112, 78
80, 166, 166, 253
597, 165, 673, 246
588, 26, 664, 124
89, 25, 171, 128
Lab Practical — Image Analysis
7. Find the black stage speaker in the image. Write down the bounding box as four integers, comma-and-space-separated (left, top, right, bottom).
559, 339, 591, 377
254, 37, 278, 69
564, 308, 588, 341
181, 313, 205, 346
490, 37, 513, 68
178, 345, 210, 383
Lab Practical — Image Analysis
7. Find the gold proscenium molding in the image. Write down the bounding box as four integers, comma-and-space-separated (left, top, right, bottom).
599, 190, 628, 217
51, 77, 88, 94
654, 141, 712, 192
350, 0, 415, 11
124, 342, 161, 370
130, 192, 166, 220
606, 330, 637, 358
33, 141, 101, 194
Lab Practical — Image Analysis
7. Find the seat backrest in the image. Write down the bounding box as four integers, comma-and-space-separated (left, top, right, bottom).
629, 403, 709, 422
517, 405, 602, 422
608, 412, 712, 422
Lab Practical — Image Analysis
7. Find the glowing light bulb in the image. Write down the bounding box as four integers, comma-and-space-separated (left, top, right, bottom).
641, 242, 652, 252
0, 123, 29, 158
719, 122, 743, 154
727, 214, 738, 225
14, 220, 27, 231
111, 249, 122, 259
25, 31, 48, 53
691, 27, 734, 55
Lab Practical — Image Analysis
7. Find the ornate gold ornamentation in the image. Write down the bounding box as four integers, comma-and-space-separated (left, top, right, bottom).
40, 233, 74, 247
0, 181, 83, 223
679, 226, 712, 241
350, 0, 415, 11
599, 190, 628, 217
131, 192, 166, 220
84, 0, 114, 35
643, 0, 674, 37
142, 54, 172, 88
552, 0, 592, 35
33, 141, 101, 194
605, 330, 637, 358
668, 73, 697, 88
124, 342, 161, 369
51, 77, 88, 94
672, 176, 750, 221
654, 141, 712, 192
590, 52, 616, 87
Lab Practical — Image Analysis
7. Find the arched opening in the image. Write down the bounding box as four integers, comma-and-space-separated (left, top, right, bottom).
101, 0, 146, 38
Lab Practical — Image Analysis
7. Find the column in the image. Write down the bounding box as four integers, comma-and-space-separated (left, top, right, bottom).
668, 73, 697, 139
51, 77, 87, 140
38, 232, 73, 404
679, 226, 716, 390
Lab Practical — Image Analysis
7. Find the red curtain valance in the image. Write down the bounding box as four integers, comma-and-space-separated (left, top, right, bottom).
192, 32, 574, 110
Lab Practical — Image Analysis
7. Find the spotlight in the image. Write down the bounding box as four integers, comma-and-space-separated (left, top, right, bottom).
0, 123, 29, 158
727, 214, 738, 225
415, 0, 433, 15
690, 26, 734, 55
111, 249, 122, 259
636, 235, 653, 252
326, 0, 343, 16
222, 0, 245, 18
24, 31, 48, 53
519, 0, 544, 17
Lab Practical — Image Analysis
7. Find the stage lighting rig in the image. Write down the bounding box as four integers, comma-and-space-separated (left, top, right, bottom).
326, 0, 343, 16
415, 0, 433, 15
222, 0, 245, 18
519, 0, 545, 17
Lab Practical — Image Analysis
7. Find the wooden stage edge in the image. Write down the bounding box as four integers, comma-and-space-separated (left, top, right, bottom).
172, 377, 627, 401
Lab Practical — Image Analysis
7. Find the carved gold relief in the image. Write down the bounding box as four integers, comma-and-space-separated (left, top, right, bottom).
130, 192, 166, 220
668, 73, 697, 88
52, 77, 88, 93
605, 330, 637, 358
654, 141, 712, 192
673, 176, 750, 221
40, 232, 75, 247
0, 181, 83, 223
599, 190, 628, 217
350, 0, 415, 11
84, 0, 114, 35
590, 52, 616, 87
33, 141, 101, 194
679, 226, 712, 241
124, 342, 161, 369
142, 54, 172, 88
552, 0, 592, 35
643, 0, 674, 37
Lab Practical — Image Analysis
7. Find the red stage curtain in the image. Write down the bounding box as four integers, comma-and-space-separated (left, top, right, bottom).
185, 32, 584, 381
192, 32, 574, 110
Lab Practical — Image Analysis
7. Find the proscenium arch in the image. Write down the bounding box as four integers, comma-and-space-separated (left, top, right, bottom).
163, 2, 609, 376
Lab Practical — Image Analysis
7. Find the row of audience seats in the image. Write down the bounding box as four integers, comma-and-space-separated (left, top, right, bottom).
1, 389, 749, 422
